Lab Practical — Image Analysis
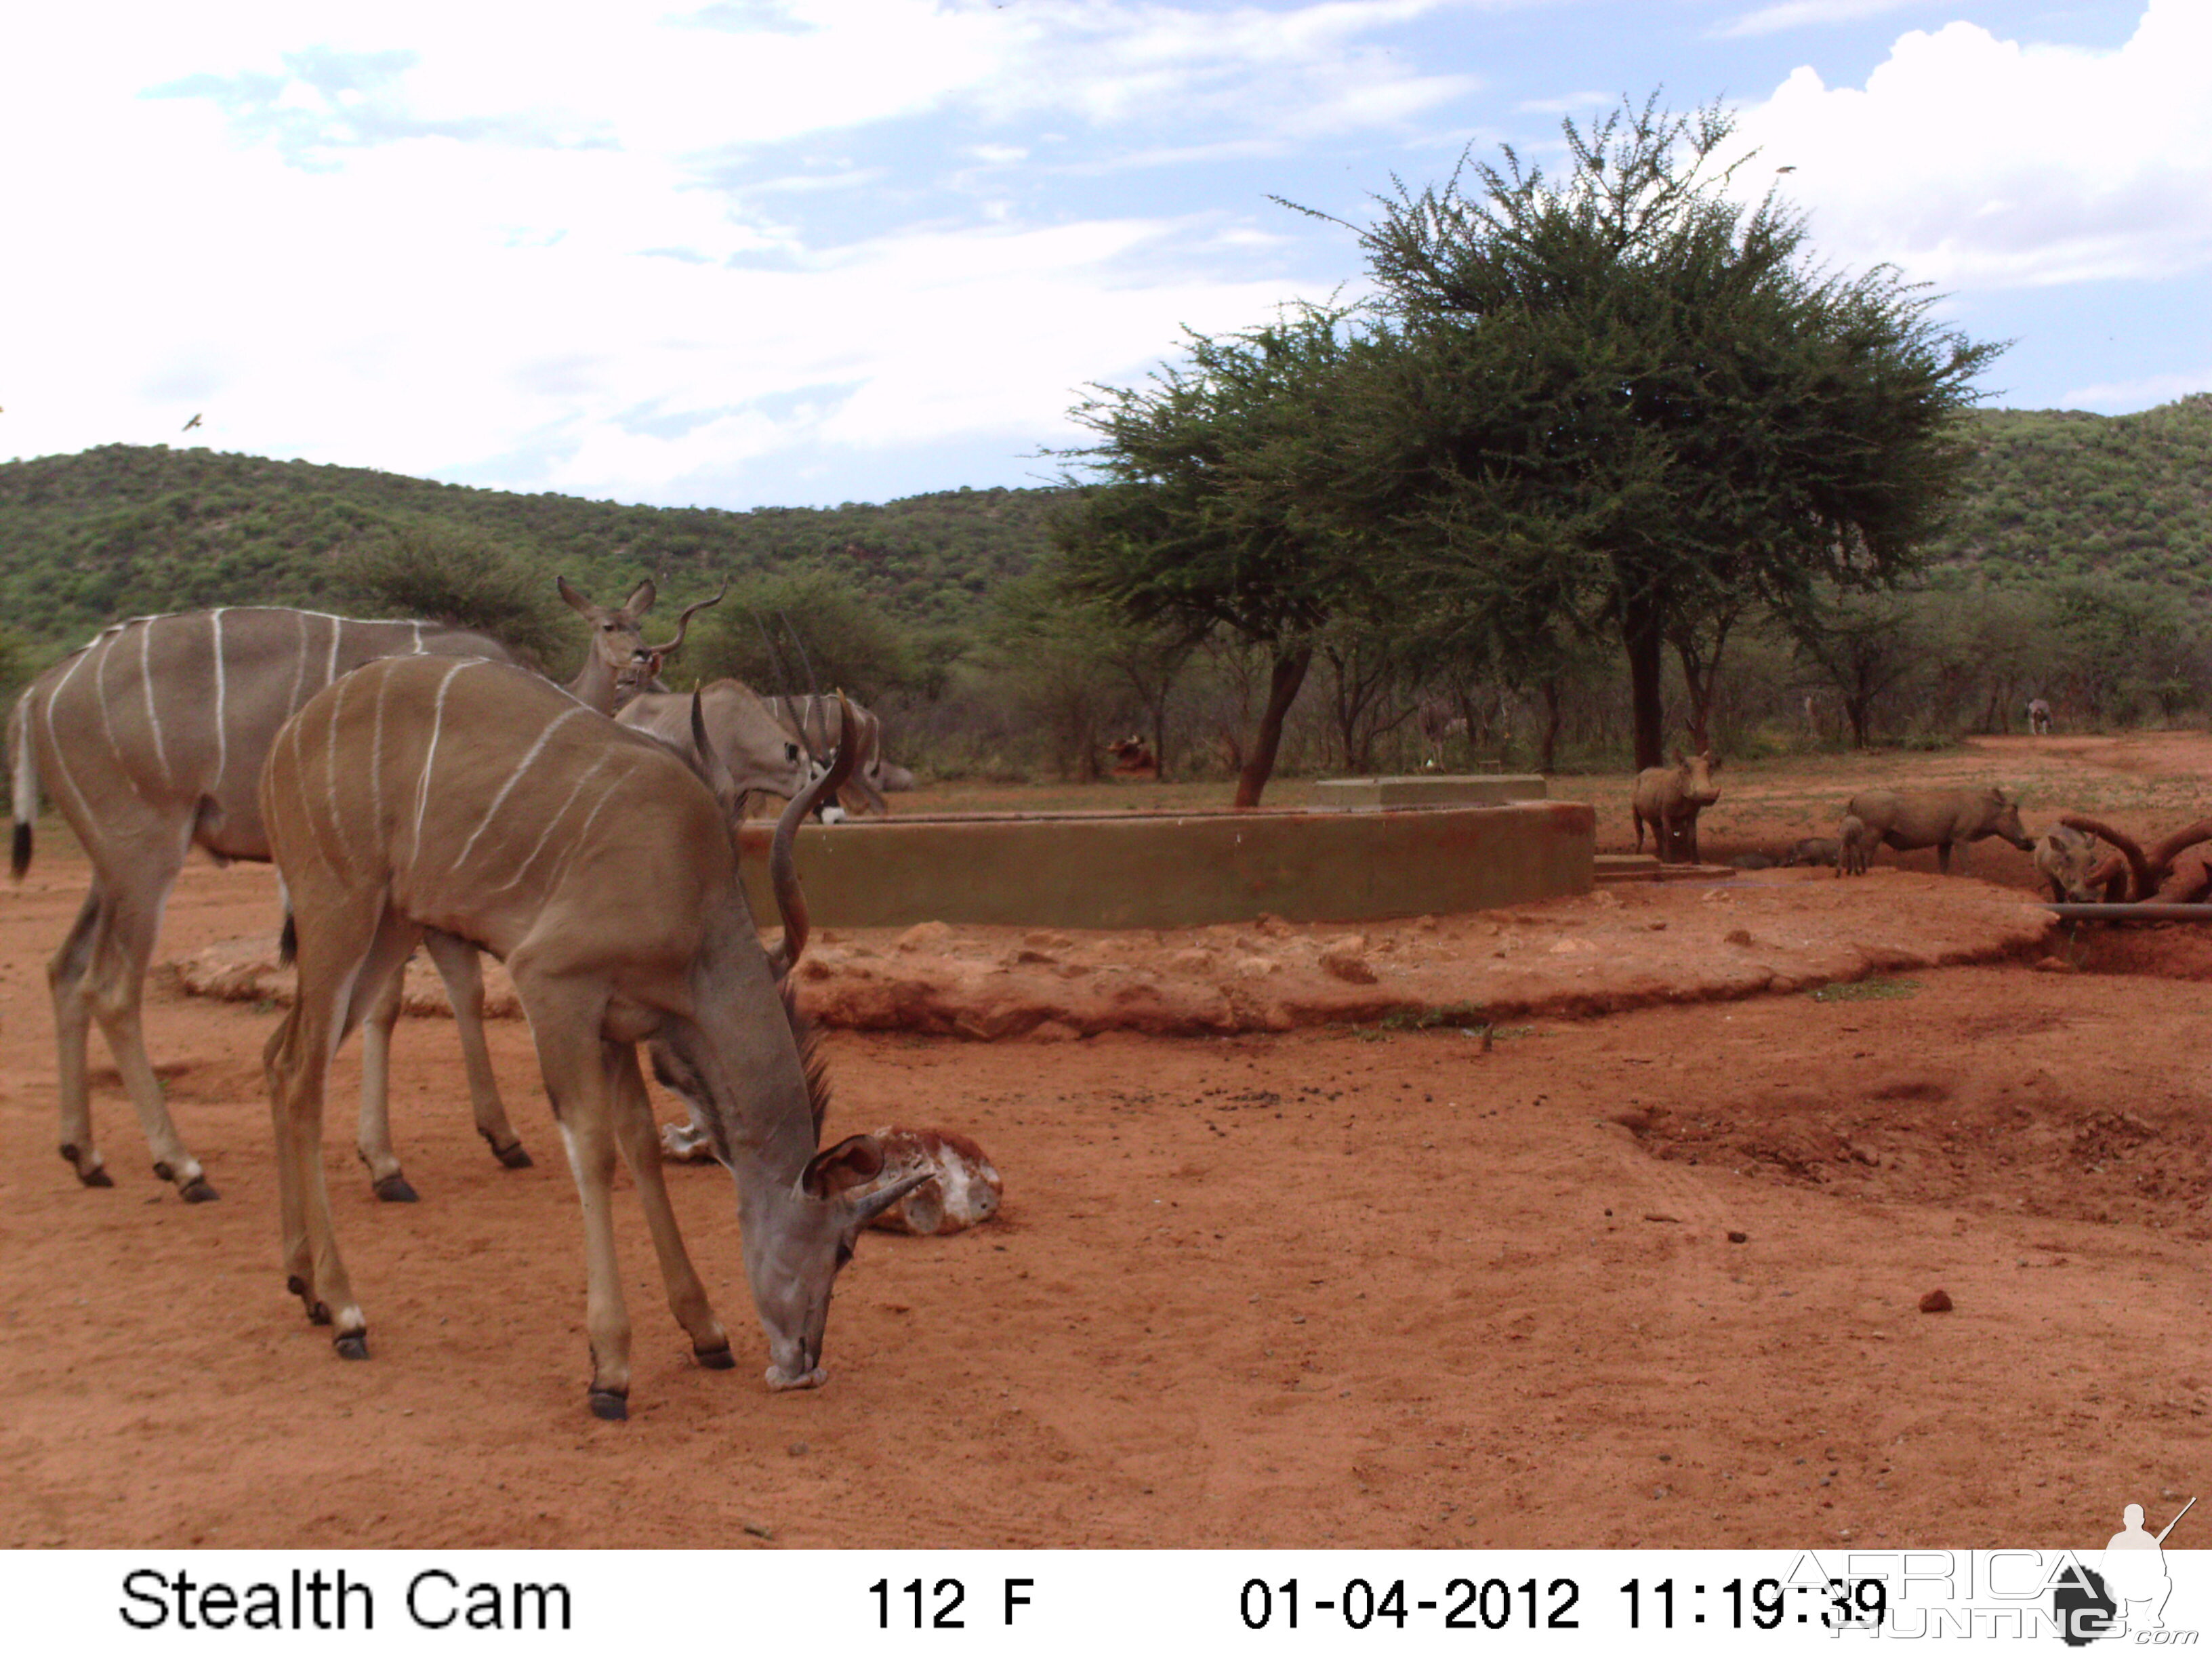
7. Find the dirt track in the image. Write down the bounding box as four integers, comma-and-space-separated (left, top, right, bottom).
5, 735, 2212, 1549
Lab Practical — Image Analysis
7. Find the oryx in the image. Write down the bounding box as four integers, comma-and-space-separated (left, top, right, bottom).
260, 659, 923, 1416
761, 693, 894, 819
5, 580, 718, 1200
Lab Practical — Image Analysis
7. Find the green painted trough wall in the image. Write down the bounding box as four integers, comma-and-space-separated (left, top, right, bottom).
735, 801, 1594, 930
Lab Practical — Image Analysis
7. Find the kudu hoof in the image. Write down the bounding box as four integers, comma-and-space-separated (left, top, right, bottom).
489, 1139, 534, 1171
180, 1178, 220, 1204
60, 1145, 112, 1186
588, 1389, 629, 1422
333, 1333, 369, 1361
694, 1341, 735, 1371
372, 1173, 420, 1204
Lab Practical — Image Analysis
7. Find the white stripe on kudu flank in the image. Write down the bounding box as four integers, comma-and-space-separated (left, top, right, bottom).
91, 633, 141, 795
325, 614, 342, 688
209, 609, 228, 787
289, 611, 310, 716
454, 705, 587, 872
411, 659, 483, 862
324, 672, 359, 874
41, 651, 98, 829
139, 619, 172, 787
491, 752, 611, 895
370, 665, 391, 832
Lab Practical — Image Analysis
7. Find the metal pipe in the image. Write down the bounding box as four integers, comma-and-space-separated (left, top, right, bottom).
2043, 903, 2212, 921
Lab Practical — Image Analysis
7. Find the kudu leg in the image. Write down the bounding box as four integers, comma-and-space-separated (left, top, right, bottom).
268, 900, 417, 1358
49, 888, 112, 1187
354, 952, 416, 1202
81, 862, 211, 1200
607, 1042, 729, 1368
521, 987, 634, 1418
419, 928, 529, 1170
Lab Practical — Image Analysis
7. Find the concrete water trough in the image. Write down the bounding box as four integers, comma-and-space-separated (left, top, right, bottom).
735, 799, 1595, 930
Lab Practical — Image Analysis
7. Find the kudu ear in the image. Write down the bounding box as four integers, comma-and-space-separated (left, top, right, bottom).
557, 575, 599, 619
621, 579, 657, 619
802, 1133, 884, 1198
689, 692, 743, 818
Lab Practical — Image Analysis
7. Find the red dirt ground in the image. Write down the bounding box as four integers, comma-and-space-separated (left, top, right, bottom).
5, 735, 2212, 1550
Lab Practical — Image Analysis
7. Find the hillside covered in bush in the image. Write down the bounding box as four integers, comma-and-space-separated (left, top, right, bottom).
3, 394, 2210, 777
0, 442, 1067, 656
1923, 392, 2212, 590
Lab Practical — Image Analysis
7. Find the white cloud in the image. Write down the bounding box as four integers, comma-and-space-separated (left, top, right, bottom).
2057, 371, 2212, 413
1716, 0, 1912, 40
1515, 89, 1613, 113
1730, 3, 2212, 289
0, 1, 1493, 503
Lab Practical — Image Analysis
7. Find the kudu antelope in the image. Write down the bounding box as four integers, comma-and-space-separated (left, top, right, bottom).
5, 581, 715, 1200
261, 658, 924, 1416
615, 678, 813, 811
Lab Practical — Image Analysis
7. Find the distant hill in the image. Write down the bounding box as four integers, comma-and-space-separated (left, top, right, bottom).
0, 443, 1069, 657
1923, 392, 2212, 592
5, 392, 2211, 665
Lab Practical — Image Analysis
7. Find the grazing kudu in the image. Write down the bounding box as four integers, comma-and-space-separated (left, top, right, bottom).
5, 581, 703, 1200
261, 658, 923, 1416
615, 679, 813, 811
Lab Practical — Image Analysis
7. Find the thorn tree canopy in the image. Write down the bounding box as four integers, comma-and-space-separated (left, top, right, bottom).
1051, 305, 1380, 807
1336, 94, 2004, 769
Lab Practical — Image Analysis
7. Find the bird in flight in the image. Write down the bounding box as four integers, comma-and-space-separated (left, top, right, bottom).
182, 413, 202, 432
1776, 165, 1797, 173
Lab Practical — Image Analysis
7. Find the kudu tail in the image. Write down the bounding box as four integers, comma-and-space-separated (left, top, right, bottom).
8, 691, 36, 880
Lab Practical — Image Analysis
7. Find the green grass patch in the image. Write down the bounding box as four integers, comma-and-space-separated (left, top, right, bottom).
1807, 977, 1921, 1003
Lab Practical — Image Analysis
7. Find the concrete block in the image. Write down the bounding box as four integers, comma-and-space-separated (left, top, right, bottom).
1313, 774, 1549, 809
737, 801, 1595, 929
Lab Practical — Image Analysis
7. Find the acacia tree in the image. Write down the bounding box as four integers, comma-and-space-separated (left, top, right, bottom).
1336, 96, 2002, 769
1052, 308, 1373, 806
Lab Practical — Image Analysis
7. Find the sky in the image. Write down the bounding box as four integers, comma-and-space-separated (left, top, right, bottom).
1, 0, 2204, 510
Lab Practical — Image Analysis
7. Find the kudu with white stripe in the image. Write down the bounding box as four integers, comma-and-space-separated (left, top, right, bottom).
5, 579, 701, 1200
261, 657, 922, 1416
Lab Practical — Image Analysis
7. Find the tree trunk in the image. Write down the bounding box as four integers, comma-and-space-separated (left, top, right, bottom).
1235, 644, 1312, 809
1623, 595, 1667, 771
1673, 614, 1734, 755
1539, 676, 1563, 775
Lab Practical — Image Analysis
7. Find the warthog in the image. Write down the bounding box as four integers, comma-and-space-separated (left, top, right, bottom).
1838, 815, 1871, 876
1783, 836, 1839, 869
1632, 750, 1722, 865
2034, 823, 2106, 902
1843, 787, 2030, 875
